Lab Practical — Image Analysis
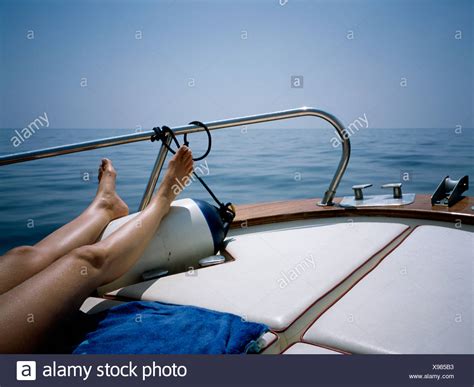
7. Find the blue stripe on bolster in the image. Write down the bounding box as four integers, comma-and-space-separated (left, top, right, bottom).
193, 199, 225, 253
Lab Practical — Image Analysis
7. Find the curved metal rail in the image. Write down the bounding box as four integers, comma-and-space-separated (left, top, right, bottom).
0, 107, 350, 208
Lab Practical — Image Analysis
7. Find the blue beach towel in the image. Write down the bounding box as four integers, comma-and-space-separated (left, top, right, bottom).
73, 301, 268, 354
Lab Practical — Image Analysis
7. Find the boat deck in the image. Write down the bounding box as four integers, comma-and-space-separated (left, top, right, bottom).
81, 195, 473, 354
232, 194, 474, 227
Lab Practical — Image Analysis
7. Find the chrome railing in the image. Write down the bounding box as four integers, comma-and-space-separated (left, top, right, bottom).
0, 107, 350, 208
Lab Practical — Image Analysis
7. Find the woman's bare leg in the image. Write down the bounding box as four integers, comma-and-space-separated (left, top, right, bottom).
0, 159, 128, 294
0, 146, 193, 353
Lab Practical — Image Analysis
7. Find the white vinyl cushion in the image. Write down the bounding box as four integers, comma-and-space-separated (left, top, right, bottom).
283, 343, 342, 355
303, 226, 474, 354
110, 222, 407, 330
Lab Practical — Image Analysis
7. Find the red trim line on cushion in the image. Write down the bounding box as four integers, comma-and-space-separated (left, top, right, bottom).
298, 225, 419, 344
273, 224, 413, 332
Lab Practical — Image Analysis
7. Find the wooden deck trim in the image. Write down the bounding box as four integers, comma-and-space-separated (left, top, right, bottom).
231, 195, 474, 228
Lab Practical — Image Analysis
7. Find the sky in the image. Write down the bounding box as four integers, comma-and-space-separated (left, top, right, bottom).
0, 0, 472, 130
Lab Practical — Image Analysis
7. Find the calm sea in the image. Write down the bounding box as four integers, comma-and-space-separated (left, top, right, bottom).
0, 127, 473, 254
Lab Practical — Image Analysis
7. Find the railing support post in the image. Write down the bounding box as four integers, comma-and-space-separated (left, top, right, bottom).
139, 138, 171, 210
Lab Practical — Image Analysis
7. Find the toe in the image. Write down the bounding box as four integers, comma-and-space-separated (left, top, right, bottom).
104, 159, 117, 176
98, 159, 106, 181
183, 148, 192, 160
98, 158, 117, 181
103, 158, 112, 169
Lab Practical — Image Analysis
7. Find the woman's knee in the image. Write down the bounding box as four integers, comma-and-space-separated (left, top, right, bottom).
5, 245, 37, 258
2, 245, 45, 266
0, 246, 45, 273
69, 245, 107, 270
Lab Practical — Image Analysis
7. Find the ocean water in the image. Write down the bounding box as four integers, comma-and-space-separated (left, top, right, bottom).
0, 127, 473, 254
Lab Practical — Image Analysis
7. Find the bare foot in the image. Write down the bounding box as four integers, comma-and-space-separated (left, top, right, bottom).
154, 146, 194, 207
95, 149, 193, 286
94, 159, 129, 219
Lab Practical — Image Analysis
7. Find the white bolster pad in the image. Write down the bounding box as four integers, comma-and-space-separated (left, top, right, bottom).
303, 226, 474, 354
109, 222, 408, 330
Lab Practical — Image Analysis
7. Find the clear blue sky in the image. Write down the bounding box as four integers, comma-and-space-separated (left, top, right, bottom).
0, 0, 472, 130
